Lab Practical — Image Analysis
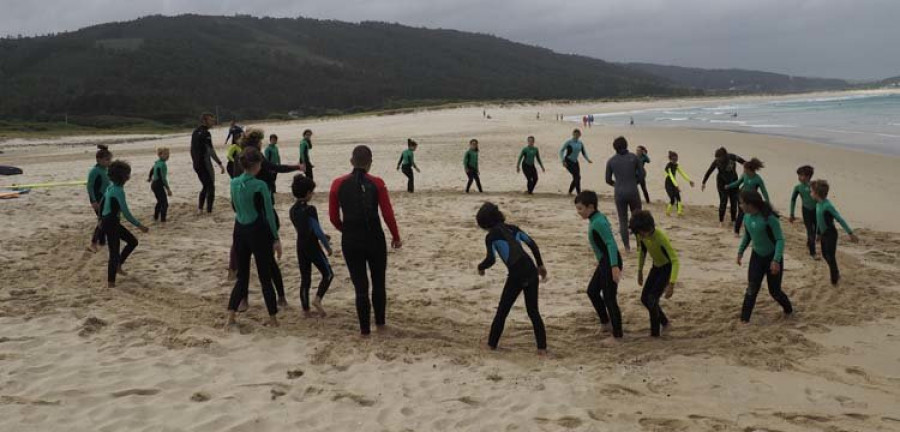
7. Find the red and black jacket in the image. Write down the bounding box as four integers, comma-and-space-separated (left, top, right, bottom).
329, 168, 400, 242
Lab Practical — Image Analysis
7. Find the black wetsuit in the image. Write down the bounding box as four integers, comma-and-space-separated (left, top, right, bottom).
702, 154, 745, 223
290, 201, 334, 311
477, 223, 547, 350
190, 125, 221, 213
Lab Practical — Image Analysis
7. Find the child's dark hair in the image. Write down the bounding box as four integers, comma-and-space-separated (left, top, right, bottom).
637, 145, 647, 153
469, 138, 479, 145
629, 210, 656, 235
744, 158, 764, 172
613, 136, 628, 152
668, 151, 678, 159
407, 139, 418, 148
303, 129, 313, 136
574, 190, 599, 209
108, 160, 132, 185
476, 202, 505, 229
239, 146, 264, 169
96, 144, 112, 161
714, 147, 728, 159
740, 190, 775, 217
292, 174, 316, 199
241, 128, 264, 148
810, 179, 829, 199
351, 145, 373, 167
527, 135, 535, 142
269, 134, 278, 141
796, 165, 814, 177
573, 128, 582, 135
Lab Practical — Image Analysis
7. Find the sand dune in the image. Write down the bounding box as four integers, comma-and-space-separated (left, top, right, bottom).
2, 100, 900, 431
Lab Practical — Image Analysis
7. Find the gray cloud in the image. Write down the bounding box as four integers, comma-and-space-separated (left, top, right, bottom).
2, 0, 897, 80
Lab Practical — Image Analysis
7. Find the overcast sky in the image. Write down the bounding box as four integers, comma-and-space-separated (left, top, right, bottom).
2, 0, 897, 80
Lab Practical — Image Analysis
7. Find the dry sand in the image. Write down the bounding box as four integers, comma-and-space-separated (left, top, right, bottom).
2, 97, 900, 431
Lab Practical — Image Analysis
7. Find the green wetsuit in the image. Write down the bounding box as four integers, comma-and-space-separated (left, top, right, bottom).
87, 164, 109, 204
463, 149, 479, 171
790, 182, 816, 217
399, 149, 415, 167
588, 211, 620, 267
727, 173, 770, 202
517, 146, 544, 169
637, 229, 679, 283
738, 213, 784, 261
101, 184, 143, 228
230, 173, 279, 240
150, 159, 169, 187
265, 144, 281, 165
816, 200, 853, 235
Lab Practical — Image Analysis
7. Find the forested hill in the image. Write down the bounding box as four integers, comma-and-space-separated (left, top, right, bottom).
0, 15, 684, 127
622, 63, 850, 93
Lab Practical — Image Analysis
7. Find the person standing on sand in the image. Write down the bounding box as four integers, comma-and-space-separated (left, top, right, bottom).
396, 139, 421, 193
517, 136, 545, 194
101, 160, 149, 288
702, 147, 746, 228
635, 145, 651, 204
604, 136, 644, 252
190, 113, 225, 213
86, 145, 112, 252
811, 180, 859, 286
298, 129, 315, 180
575, 191, 623, 345
726, 158, 770, 236
464, 139, 483, 193
224, 120, 244, 147
329, 145, 403, 336
559, 129, 592, 195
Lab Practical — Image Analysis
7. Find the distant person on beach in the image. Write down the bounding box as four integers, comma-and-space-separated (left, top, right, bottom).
789, 165, 818, 259
536, 112, 540, 120
702, 147, 746, 228
102, 160, 149, 288
630, 210, 678, 337
476, 202, 548, 355
464, 139, 483, 193
264, 134, 281, 165
225, 120, 244, 147
726, 158, 770, 235
636, 145, 651, 204
226, 147, 282, 328
298, 129, 315, 180
147, 147, 172, 223
604, 136, 644, 251
575, 191, 623, 345
630, 117, 635, 126
396, 139, 420, 193
190, 113, 225, 213
559, 129, 592, 195
736, 190, 793, 323
663, 151, 695, 216
329, 145, 402, 336
582, 116, 588, 128
225, 139, 241, 178
290, 175, 334, 317
517, 136, 545, 194
811, 180, 859, 285
86, 145, 112, 252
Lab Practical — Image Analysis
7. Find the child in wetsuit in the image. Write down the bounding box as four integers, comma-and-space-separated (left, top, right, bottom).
225, 141, 241, 178
630, 210, 679, 337
636, 145, 651, 204
464, 139, 482, 193
290, 174, 334, 317
147, 147, 172, 223
810, 180, 859, 285
87, 145, 112, 252
102, 160, 149, 288
396, 139, 421, 193
517, 136, 545, 194
727, 158, 770, 235
663, 151, 694, 216
789, 165, 818, 259
736, 190, 793, 323
476, 202, 548, 354
575, 190, 624, 344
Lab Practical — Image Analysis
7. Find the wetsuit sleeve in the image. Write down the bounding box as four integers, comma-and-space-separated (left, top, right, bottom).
637, 240, 646, 275
816, 204, 826, 234
702, 160, 717, 185
269, 160, 301, 173
516, 230, 544, 267
373, 177, 401, 241
733, 154, 746, 165
208, 141, 223, 165
535, 149, 544, 169
594, 222, 620, 267
659, 233, 679, 283
827, 203, 854, 235
665, 167, 678, 186
790, 185, 800, 218
517, 149, 525, 169
580, 145, 589, 160
738, 225, 751, 257
310, 215, 332, 252
605, 159, 615, 187
676, 166, 691, 183
645, 155, 651, 163
769, 216, 785, 262
758, 178, 770, 202
397, 153, 404, 170
147, 166, 154, 183
117, 194, 143, 228
87, 171, 99, 203
328, 178, 343, 231
225, 130, 233, 145
477, 235, 496, 271
559, 142, 567, 161
726, 176, 743, 190
261, 188, 279, 240
636, 156, 645, 182
463, 151, 469, 169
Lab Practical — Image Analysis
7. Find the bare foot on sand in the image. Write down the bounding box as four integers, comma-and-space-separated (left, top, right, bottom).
600, 337, 622, 347
264, 316, 279, 327
312, 297, 327, 317
237, 298, 249, 313
117, 266, 128, 276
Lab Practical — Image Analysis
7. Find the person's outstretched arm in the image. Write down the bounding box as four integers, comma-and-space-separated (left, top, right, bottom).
827, 203, 854, 236
477, 236, 496, 272
328, 178, 343, 231
605, 159, 615, 187
535, 149, 545, 170
373, 176, 401, 245
516, 229, 544, 267
702, 160, 717, 186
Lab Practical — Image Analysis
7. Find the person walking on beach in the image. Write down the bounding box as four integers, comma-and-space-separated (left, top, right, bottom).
702, 147, 746, 228
636, 145, 651, 204
290, 175, 334, 317
86, 145, 112, 252
575, 191, 623, 345
147, 147, 172, 223
299, 129, 315, 180
604, 136, 644, 252
329, 145, 403, 336
396, 139, 420, 193
726, 158, 770, 235
225, 120, 244, 147
811, 180, 859, 286
789, 165, 818, 259
475, 202, 548, 355
190, 113, 225, 213
663, 151, 694, 216
631, 210, 678, 337
101, 160, 149, 288
464, 139, 483, 193
560, 129, 592, 195
517, 136, 545, 194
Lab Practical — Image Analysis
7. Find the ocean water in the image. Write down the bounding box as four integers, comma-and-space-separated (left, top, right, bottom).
572, 93, 900, 156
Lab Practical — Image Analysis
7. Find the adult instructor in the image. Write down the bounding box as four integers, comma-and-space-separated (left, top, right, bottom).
605, 136, 645, 252
330, 145, 403, 336
191, 113, 225, 213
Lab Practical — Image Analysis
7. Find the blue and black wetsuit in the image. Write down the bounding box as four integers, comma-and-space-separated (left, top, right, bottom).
290, 201, 334, 311
477, 223, 547, 350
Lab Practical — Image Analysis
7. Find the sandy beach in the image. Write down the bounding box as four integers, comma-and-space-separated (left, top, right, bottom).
2, 95, 900, 431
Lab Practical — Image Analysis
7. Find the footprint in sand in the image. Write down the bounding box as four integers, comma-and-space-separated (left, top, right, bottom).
535, 416, 583, 429
637, 417, 689, 431
111, 388, 161, 398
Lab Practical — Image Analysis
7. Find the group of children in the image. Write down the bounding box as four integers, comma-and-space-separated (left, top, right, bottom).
84, 120, 861, 354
